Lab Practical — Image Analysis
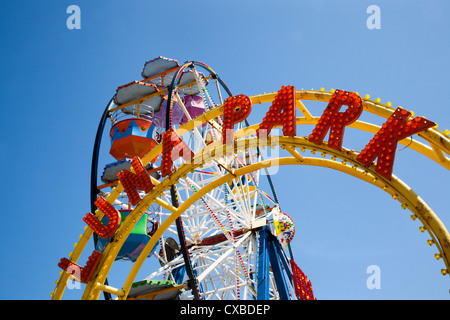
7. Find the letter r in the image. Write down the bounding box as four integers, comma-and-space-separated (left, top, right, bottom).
309, 90, 363, 150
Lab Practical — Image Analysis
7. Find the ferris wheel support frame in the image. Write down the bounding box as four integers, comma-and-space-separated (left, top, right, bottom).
257, 225, 293, 300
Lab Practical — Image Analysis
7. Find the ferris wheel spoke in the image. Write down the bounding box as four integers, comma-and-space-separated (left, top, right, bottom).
195, 232, 251, 284
184, 177, 249, 229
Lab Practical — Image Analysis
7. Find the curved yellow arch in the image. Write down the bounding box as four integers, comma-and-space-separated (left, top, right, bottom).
77, 136, 450, 300
51, 90, 450, 300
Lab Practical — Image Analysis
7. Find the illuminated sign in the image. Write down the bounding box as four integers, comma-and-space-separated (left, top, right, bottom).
58, 86, 435, 283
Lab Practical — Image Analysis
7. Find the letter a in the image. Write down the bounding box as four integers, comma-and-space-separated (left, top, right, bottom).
366, 265, 381, 289
366, 5, 381, 30
117, 156, 154, 206
66, 5, 81, 30
257, 85, 296, 138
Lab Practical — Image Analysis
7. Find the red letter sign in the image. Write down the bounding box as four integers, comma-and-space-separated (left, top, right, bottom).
222, 94, 252, 143
83, 197, 121, 239
309, 90, 363, 151
161, 128, 194, 177
117, 156, 154, 206
58, 250, 102, 283
357, 107, 435, 180
257, 85, 296, 137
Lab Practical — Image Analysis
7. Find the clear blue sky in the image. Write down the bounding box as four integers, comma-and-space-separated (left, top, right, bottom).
1, 0, 449, 300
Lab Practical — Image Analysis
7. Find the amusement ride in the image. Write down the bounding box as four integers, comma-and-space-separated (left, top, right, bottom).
52, 57, 450, 300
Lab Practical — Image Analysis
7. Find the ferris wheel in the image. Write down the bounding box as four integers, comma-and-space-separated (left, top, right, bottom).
52, 56, 450, 300
53, 57, 309, 300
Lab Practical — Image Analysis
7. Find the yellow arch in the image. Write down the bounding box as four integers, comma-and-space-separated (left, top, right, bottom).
74, 136, 449, 300
51, 90, 450, 300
